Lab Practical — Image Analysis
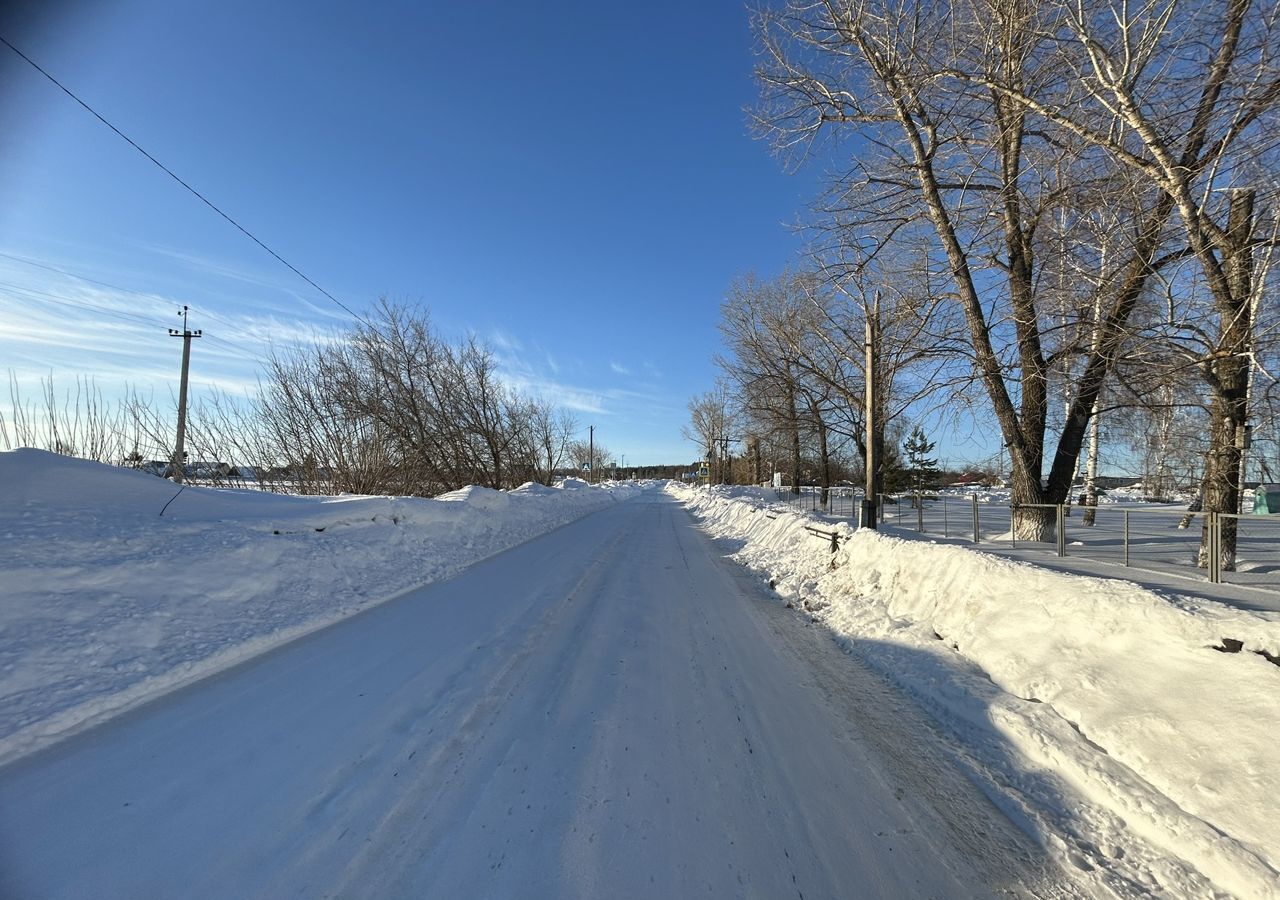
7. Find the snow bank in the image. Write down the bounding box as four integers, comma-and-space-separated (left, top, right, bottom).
0, 449, 642, 765
668, 482, 1280, 899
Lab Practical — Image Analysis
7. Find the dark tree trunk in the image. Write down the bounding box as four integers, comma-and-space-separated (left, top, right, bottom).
1198, 189, 1254, 571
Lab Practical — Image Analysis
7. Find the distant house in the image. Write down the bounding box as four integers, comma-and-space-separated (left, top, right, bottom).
133, 460, 256, 481
947, 471, 1006, 488
189, 461, 233, 479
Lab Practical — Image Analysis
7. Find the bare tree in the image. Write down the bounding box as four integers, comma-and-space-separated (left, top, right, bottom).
718, 274, 824, 496
683, 387, 736, 485
254, 301, 582, 496
524, 399, 577, 486
2, 372, 136, 463
754, 0, 1280, 539
566, 438, 614, 478
1029, 1, 1280, 565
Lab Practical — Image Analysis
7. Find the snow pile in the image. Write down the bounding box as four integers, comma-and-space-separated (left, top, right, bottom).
0, 449, 642, 765
668, 482, 1280, 899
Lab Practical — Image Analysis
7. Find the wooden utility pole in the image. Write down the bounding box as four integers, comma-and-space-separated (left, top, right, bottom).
863, 301, 878, 529
168, 305, 201, 484
588, 425, 595, 485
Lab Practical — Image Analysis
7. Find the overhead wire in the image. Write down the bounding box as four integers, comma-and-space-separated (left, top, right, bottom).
0, 34, 377, 335
0, 278, 172, 330
0, 250, 161, 299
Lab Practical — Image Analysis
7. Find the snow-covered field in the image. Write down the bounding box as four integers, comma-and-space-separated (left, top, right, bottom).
668, 482, 1280, 899
0, 449, 639, 765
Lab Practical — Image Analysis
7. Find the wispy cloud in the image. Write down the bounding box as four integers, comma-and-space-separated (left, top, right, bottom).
0, 253, 334, 409
489, 329, 524, 353
490, 340, 679, 422
0, 248, 690, 462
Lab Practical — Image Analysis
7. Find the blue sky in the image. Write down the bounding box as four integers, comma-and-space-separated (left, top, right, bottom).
0, 0, 831, 466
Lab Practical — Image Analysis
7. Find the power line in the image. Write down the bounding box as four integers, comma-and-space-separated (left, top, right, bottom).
0, 278, 157, 327
0, 33, 372, 330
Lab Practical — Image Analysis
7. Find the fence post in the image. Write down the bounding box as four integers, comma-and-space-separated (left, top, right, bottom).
971, 494, 980, 543
1123, 510, 1130, 566
1208, 513, 1221, 584
1056, 504, 1066, 557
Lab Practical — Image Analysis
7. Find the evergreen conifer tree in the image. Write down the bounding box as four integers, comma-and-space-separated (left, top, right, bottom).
903, 426, 939, 508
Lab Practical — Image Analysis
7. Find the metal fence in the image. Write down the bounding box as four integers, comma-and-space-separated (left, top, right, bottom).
769, 488, 1280, 589
772, 487, 868, 520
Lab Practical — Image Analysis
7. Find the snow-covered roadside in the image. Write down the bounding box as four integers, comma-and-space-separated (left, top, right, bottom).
0, 449, 642, 766
668, 482, 1280, 899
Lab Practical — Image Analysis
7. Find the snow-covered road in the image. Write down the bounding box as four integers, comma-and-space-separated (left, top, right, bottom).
0, 490, 1062, 898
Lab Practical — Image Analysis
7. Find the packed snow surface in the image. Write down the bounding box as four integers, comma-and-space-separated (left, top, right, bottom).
0, 485, 1055, 898
668, 482, 1280, 899
0, 449, 639, 764
6, 448, 1277, 897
